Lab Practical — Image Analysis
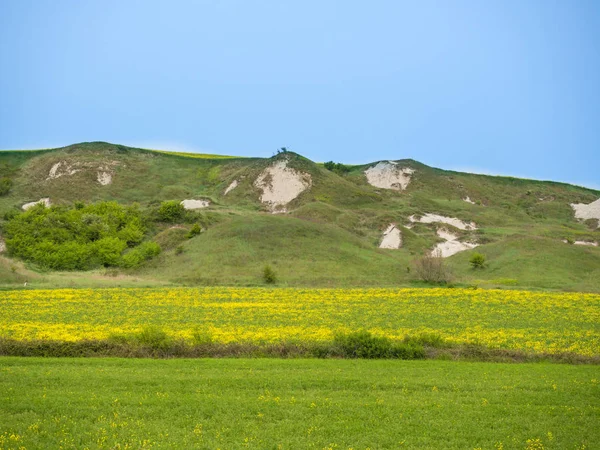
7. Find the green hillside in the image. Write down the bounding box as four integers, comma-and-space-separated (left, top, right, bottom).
0, 142, 598, 291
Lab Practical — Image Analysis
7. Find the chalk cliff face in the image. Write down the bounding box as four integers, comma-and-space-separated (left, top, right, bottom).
364, 161, 414, 190
254, 159, 312, 213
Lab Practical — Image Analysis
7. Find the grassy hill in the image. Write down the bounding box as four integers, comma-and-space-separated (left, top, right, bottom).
0, 142, 598, 291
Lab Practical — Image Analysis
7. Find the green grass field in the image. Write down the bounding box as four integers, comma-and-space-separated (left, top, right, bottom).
0, 358, 597, 449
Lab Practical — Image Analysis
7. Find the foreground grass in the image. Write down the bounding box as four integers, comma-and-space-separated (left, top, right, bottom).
1, 288, 598, 356
0, 358, 597, 449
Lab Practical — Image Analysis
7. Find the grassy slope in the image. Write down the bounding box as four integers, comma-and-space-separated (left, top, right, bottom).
0, 142, 598, 290
0, 358, 597, 449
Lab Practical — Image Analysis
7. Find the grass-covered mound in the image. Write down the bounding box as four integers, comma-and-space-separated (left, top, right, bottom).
3, 201, 160, 270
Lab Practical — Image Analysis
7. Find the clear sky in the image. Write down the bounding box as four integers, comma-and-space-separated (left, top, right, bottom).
1, 0, 598, 189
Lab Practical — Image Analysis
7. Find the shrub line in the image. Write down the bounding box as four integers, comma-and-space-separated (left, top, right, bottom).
0, 336, 596, 364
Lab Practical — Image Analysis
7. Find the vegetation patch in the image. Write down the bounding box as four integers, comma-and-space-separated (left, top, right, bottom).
2, 201, 159, 270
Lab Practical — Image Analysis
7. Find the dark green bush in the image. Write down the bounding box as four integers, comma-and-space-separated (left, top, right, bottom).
390, 343, 426, 359
324, 161, 350, 175
334, 331, 426, 359
334, 331, 393, 358
157, 200, 185, 222
263, 265, 277, 284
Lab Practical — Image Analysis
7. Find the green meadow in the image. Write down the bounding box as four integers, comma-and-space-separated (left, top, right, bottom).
0, 358, 598, 449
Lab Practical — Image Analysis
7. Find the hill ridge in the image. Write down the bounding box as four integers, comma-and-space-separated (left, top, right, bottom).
0, 141, 597, 291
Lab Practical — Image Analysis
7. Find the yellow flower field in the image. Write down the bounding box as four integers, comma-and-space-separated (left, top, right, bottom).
1, 287, 598, 355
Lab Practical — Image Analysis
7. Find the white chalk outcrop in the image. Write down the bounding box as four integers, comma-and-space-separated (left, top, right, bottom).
463, 196, 476, 205
22, 198, 51, 210
47, 161, 81, 180
254, 160, 312, 212
379, 224, 402, 249
409, 213, 477, 230
97, 170, 112, 186
570, 198, 600, 228
575, 241, 598, 247
433, 228, 478, 257
47, 160, 117, 186
364, 161, 414, 191
181, 199, 210, 210
224, 180, 238, 195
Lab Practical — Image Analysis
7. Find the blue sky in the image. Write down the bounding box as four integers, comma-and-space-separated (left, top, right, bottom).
1, 0, 599, 189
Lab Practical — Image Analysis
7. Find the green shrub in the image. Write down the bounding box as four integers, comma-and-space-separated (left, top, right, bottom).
94, 237, 128, 266
135, 326, 171, 350
333, 331, 426, 359
469, 252, 486, 269
263, 265, 277, 284
121, 242, 161, 268
187, 223, 202, 239
0, 177, 12, 196
334, 331, 393, 358
117, 223, 145, 246
157, 201, 185, 222
389, 343, 426, 359
324, 161, 350, 175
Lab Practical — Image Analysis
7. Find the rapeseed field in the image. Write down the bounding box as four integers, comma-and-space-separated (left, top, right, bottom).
1, 287, 598, 356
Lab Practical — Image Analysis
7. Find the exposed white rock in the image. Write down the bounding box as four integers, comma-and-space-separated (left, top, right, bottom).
433, 228, 478, 257
574, 241, 598, 247
0, 237, 6, 253
409, 213, 477, 230
48, 162, 62, 179
181, 199, 210, 210
254, 160, 312, 212
463, 196, 476, 204
364, 161, 414, 191
224, 180, 238, 195
379, 224, 402, 249
47, 161, 81, 180
22, 198, 51, 210
97, 171, 112, 186
570, 198, 600, 228
47, 160, 118, 185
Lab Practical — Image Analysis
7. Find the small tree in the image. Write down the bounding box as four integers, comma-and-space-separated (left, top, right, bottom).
263, 265, 277, 284
469, 252, 486, 269
412, 250, 451, 284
